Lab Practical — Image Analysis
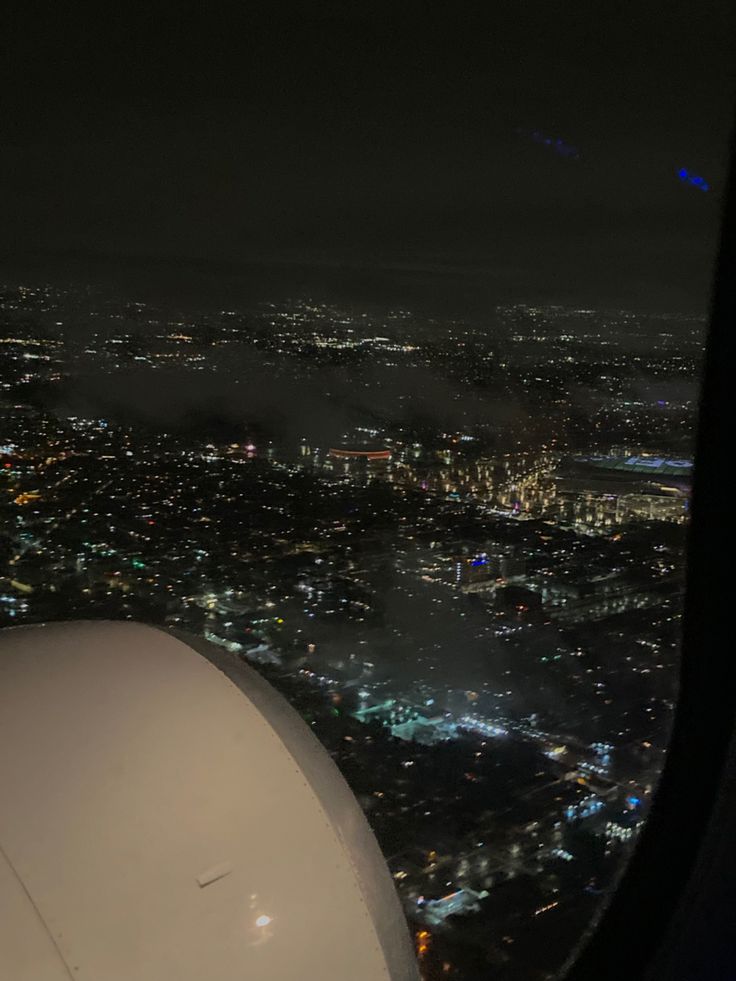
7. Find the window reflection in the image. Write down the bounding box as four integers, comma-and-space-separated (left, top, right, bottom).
1, 1, 733, 978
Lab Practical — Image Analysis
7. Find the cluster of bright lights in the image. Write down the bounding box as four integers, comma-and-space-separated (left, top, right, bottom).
565, 796, 605, 822
605, 821, 635, 842
459, 716, 508, 738
677, 168, 709, 191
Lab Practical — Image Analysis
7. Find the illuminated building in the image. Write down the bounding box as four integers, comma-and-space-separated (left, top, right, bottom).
500, 554, 526, 580
454, 553, 496, 588
328, 447, 392, 460
555, 455, 691, 530
419, 888, 488, 926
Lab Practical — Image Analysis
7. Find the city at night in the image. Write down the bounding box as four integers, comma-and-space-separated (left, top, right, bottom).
0, 4, 734, 981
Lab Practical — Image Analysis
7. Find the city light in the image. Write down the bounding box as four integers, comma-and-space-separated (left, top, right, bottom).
0, 287, 697, 978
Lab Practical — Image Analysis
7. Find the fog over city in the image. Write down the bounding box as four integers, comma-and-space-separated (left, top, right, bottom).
1, 2, 732, 979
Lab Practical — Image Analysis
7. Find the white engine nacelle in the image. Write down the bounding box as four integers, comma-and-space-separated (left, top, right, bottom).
0, 622, 418, 981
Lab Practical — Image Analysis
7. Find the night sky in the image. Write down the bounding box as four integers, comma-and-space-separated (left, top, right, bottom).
2, 1, 734, 313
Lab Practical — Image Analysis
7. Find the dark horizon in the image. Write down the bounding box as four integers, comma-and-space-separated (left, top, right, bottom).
2, 1, 733, 317
0, 246, 721, 320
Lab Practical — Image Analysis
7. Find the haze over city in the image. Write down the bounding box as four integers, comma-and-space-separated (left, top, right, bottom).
0, 3, 733, 979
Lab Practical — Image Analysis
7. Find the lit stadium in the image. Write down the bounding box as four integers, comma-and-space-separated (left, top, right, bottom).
573, 455, 693, 480
328, 447, 392, 461
557, 454, 693, 492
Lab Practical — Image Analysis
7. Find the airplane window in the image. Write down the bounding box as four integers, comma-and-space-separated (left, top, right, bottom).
0, 3, 733, 979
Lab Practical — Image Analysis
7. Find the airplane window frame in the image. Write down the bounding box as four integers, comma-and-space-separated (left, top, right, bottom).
561, 110, 736, 981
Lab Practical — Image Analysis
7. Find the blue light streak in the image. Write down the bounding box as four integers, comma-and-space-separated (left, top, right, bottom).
677, 167, 709, 192
517, 127, 580, 160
